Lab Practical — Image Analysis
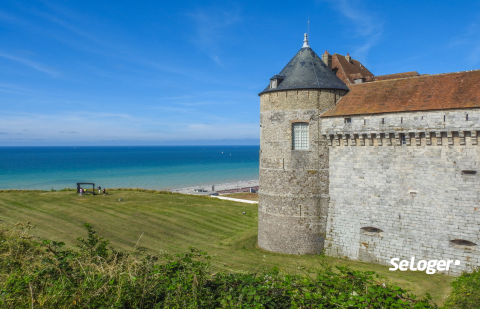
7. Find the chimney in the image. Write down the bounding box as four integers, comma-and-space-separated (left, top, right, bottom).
345, 53, 352, 62
322, 50, 332, 68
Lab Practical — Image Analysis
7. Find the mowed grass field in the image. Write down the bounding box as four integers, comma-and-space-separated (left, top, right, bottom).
0, 190, 452, 305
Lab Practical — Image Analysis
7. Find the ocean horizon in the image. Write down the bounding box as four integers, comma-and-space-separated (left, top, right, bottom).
0, 146, 259, 190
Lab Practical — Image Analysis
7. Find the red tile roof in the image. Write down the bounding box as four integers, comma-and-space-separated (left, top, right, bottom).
321, 70, 480, 117
374, 71, 420, 81
332, 53, 374, 85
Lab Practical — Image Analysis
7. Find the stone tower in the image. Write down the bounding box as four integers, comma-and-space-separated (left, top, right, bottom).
258, 34, 349, 254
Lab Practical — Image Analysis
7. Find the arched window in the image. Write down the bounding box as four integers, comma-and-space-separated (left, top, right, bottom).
292, 123, 309, 150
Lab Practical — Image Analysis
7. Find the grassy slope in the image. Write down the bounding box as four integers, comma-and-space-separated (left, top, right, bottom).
0, 190, 452, 305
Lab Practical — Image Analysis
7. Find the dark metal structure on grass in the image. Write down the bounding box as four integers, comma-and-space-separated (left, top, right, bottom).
77, 183, 95, 194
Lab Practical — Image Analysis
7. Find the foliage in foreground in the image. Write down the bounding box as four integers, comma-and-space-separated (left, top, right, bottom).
0, 223, 437, 308
443, 267, 480, 309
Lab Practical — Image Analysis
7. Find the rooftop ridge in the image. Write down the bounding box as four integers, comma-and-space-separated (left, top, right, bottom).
345, 69, 480, 86
375, 71, 419, 77
321, 69, 480, 117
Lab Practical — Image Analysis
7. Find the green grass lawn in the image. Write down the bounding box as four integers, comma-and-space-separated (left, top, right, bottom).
0, 190, 452, 305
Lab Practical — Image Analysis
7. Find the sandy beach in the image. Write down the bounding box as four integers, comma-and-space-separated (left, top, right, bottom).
171, 179, 259, 195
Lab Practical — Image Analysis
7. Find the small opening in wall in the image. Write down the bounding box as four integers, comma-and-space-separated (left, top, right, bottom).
361, 227, 383, 237
466, 114, 469, 121
345, 118, 352, 124
364, 119, 366, 125
401, 117, 403, 123
381, 118, 385, 124
450, 239, 477, 250
444, 115, 446, 122
421, 116, 423, 120
400, 133, 406, 145
461, 170, 477, 175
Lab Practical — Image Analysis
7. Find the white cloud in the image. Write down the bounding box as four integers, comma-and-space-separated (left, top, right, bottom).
0, 52, 60, 77
449, 21, 480, 64
0, 111, 259, 144
321, 0, 383, 60
187, 6, 242, 65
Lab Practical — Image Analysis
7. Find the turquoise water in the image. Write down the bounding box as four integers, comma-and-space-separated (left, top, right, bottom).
0, 146, 259, 190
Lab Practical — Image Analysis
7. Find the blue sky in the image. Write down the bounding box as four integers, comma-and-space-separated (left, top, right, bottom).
1, 0, 479, 146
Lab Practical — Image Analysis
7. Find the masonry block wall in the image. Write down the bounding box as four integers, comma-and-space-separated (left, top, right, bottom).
321, 109, 480, 275
258, 89, 346, 254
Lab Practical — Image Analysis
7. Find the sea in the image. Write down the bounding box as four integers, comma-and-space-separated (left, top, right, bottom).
0, 146, 260, 190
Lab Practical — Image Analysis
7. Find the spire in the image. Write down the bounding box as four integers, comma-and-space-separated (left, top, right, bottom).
259, 44, 349, 95
302, 33, 309, 48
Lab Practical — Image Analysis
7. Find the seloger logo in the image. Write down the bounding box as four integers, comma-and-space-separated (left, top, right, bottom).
389, 258, 460, 274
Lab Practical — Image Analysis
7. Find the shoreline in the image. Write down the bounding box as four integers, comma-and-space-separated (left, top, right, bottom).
0, 179, 260, 195
170, 179, 259, 195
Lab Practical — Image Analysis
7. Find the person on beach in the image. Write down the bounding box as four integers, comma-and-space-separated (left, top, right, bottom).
103, 188, 106, 196
79, 188, 83, 196
98, 186, 101, 194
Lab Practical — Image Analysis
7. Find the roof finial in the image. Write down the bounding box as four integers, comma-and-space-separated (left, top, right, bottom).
303, 33, 309, 48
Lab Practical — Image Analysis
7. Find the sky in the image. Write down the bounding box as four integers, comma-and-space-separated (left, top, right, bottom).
1, 0, 480, 146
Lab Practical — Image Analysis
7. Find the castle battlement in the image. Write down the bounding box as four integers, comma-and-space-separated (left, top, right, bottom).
322, 109, 480, 147
259, 36, 480, 275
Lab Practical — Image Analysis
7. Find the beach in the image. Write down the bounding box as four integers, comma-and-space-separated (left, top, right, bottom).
172, 179, 259, 195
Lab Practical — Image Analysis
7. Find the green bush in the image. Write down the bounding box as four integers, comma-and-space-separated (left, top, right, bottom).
443, 268, 480, 309
0, 223, 437, 308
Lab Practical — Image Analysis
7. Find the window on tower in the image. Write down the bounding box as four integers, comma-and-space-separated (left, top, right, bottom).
292, 122, 309, 150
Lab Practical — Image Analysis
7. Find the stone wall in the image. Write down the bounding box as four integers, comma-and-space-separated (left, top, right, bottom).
258, 89, 346, 254
321, 109, 480, 275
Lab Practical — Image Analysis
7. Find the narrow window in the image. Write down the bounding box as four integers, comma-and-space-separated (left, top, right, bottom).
292, 123, 309, 150
461, 170, 477, 175
466, 114, 469, 121
444, 115, 446, 122
400, 133, 406, 145
270, 79, 277, 89
381, 118, 385, 124
401, 117, 403, 123
364, 119, 366, 125
344, 118, 352, 124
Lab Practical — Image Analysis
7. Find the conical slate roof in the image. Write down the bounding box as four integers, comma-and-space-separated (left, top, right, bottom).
259, 45, 349, 95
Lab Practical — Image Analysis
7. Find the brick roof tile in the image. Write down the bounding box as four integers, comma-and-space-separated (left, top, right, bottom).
321, 70, 480, 117
374, 71, 420, 81
332, 54, 374, 85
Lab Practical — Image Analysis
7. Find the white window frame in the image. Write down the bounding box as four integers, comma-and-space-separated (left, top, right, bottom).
292, 122, 309, 150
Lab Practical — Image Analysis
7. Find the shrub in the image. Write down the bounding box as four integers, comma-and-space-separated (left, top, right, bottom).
0, 223, 437, 308
443, 268, 480, 309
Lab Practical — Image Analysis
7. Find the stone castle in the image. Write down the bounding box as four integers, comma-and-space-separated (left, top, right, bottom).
258, 34, 480, 275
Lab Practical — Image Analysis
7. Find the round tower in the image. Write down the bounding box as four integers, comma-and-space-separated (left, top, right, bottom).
258, 34, 349, 254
